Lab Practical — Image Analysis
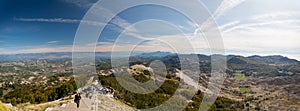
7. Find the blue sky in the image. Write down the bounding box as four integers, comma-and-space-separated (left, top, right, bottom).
0, 0, 300, 60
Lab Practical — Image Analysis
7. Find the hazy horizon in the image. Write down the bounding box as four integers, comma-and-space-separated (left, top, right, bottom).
0, 51, 299, 61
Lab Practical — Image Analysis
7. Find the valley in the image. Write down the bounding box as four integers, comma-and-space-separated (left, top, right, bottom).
0, 52, 299, 111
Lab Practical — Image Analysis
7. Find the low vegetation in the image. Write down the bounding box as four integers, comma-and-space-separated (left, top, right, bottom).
1, 78, 77, 105
234, 73, 247, 81
239, 87, 251, 93
99, 72, 244, 110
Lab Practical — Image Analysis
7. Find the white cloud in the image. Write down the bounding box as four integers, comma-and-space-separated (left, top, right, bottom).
222, 19, 300, 33
197, 0, 245, 36
213, 7, 300, 60
213, 0, 246, 19
222, 24, 300, 59
15, 17, 135, 33
15, 18, 79, 23
47, 41, 59, 44
219, 11, 300, 33
15, 18, 107, 26
218, 20, 240, 30
62, 0, 97, 9
251, 11, 300, 21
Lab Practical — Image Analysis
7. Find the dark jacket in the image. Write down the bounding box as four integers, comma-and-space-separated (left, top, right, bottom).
74, 94, 81, 102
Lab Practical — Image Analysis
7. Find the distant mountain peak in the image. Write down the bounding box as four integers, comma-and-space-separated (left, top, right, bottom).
248, 55, 299, 65
136, 51, 173, 57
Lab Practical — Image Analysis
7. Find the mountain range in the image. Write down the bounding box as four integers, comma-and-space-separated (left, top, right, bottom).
0, 52, 299, 65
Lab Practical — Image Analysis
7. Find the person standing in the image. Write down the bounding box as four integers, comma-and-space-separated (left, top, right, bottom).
74, 93, 81, 108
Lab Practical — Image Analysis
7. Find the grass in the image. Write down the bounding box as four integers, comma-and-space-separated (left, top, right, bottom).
287, 72, 293, 75
278, 70, 293, 75
234, 73, 247, 81
239, 87, 251, 93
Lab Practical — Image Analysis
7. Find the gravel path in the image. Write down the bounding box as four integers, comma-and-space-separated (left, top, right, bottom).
49, 94, 136, 111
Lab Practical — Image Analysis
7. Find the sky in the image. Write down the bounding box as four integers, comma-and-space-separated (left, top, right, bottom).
0, 0, 300, 60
